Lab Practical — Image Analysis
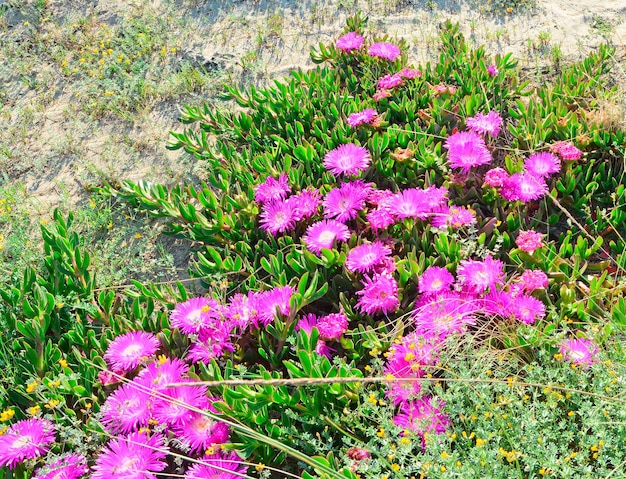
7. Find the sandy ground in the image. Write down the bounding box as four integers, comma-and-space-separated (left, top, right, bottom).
2, 0, 626, 213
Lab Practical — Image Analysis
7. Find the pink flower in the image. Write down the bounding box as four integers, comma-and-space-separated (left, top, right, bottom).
288, 189, 321, 221
457, 255, 505, 294
347, 108, 378, 127
431, 205, 476, 229
34, 453, 88, 479
259, 199, 297, 236
135, 357, 189, 391
487, 64, 499, 76
444, 131, 492, 173
173, 412, 229, 454
399, 68, 422, 79
393, 396, 450, 448
336, 32, 364, 52
383, 188, 433, 220
223, 293, 257, 330
524, 152, 561, 178
0, 418, 55, 469
482, 290, 514, 317
466, 111, 503, 137
323, 144, 371, 177
187, 325, 236, 364
356, 273, 400, 315
413, 292, 478, 339
303, 219, 351, 254
153, 383, 210, 427
316, 312, 349, 340
483, 167, 509, 187
377, 73, 404, 89
101, 380, 152, 434
560, 338, 598, 366
519, 269, 549, 292
170, 297, 221, 335
373, 89, 392, 101
346, 447, 371, 461
254, 174, 290, 204
418, 266, 454, 295
92, 432, 168, 479
366, 208, 395, 231
345, 241, 392, 273
516, 230, 544, 253
185, 451, 248, 479
104, 331, 160, 373
323, 180, 371, 222
510, 295, 546, 324
98, 368, 123, 386
254, 286, 293, 326
433, 84, 456, 95
500, 172, 548, 202
550, 141, 582, 161
368, 42, 401, 60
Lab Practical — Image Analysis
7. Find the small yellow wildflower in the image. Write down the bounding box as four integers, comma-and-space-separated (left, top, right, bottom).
135, 233, 142, 239
45, 399, 60, 409
0, 408, 14, 421
391, 464, 400, 472
26, 380, 38, 393
59, 359, 68, 368
376, 428, 385, 438
255, 463, 265, 472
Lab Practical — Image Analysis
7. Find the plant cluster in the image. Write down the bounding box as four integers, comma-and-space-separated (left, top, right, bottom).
0, 13, 625, 479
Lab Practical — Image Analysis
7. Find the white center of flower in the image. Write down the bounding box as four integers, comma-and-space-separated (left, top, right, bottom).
430, 279, 442, 290
361, 253, 377, 265
569, 350, 586, 360
122, 344, 143, 358
187, 309, 203, 325
192, 417, 214, 433
115, 457, 139, 473
318, 231, 336, 245
12, 435, 32, 448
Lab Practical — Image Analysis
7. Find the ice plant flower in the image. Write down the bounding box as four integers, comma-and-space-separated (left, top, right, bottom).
187, 326, 236, 364
519, 269, 549, 292
303, 219, 351, 254
104, 331, 160, 373
466, 111, 503, 137
288, 189, 321, 221
550, 141, 582, 160
366, 208, 395, 231
482, 290, 514, 317
336, 31, 364, 52
185, 451, 248, 479
483, 167, 509, 188
323, 143, 371, 177
259, 199, 297, 236
254, 286, 293, 326
373, 89, 392, 101
153, 383, 210, 427
316, 312, 349, 341
368, 42, 401, 60
524, 152, 561, 178
173, 411, 229, 454
399, 67, 421, 79
418, 266, 454, 295
254, 173, 290, 204
487, 64, 499, 76
34, 453, 88, 479
0, 418, 55, 469
456, 255, 505, 294
323, 180, 371, 222
100, 380, 152, 434
170, 297, 221, 335
510, 295, 546, 324
135, 357, 189, 392
516, 230, 544, 253
500, 172, 548, 202
377, 73, 404, 89
345, 241, 392, 273
560, 338, 598, 367
356, 272, 400, 315
393, 396, 450, 448
384, 188, 432, 220
444, 131, 492, 173
92, 432, 168, 479
431, 205, 476, 229
347, 108, 378, 127
413, 292, 478, 339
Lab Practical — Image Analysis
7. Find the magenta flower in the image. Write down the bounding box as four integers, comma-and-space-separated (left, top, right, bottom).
187, 325, 236, 364
516, 230, 544, 253
457, 255, 505, 294
519, 269, 549, 292
346, 447, 371, 461
135, 357, 189, 391
0, 418, 55, 469
92, 432, 168, 479
254, 286, 293, 326
413, 292, 478, 339
347, 108, 378, 127
316, 312, 349, 341
433, 84, 456, 95
368, 42, 401, 60
510, 295, 546, 324
525, 152, 561, 178
323, 144, 371, 177
34, 453, 88, 479
384, 188, 431, 220
336, 31, 364, 52
550, 141, 582, 161
170, 297, 221, 335
373, 89, 392, 101
153, 383, 210, 427
98, 368, 123, 386
303, 219, 351, 254
323, 180, 371, 222
185, 451, 248, 479
104, 331, 160, 373
254, 173, 290, 204
399, 68, 422, 79
431, 205, 476, 229
345, 241, 392, 273
482, 289, 514, 317
466, 111, 503, 138
377, 73, 404, 89
366, 208, 396, 231
418, 266, 454, 295
288, 189, 321, 221
223, 293, 257, 330
259, 199, 297, 236
487, 64, 499, 76
500, 172, 548, 202
393, 396, 450, 448
445, 131, 492, 173
101, 380, 152, 434
173, 412, 229, 454
560, 338, 598, 366
356, 273, 400, 315
483, 167, 509, 187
